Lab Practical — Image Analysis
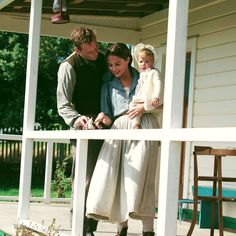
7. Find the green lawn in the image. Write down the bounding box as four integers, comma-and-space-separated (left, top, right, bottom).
0, 169, 71, 199
0, 230, 11, 236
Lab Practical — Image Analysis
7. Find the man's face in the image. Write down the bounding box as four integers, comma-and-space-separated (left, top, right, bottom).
76, 39, 99, 61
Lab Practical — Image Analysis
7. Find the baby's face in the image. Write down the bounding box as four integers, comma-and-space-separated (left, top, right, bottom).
138, 55, 154, 72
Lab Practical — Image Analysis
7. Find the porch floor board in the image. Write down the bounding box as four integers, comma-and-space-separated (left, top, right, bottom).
0, 202, 235, 236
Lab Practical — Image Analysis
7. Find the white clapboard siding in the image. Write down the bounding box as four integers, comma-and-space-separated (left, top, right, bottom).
197, 41, 236, 62
140, 0, 236, 47
198, 27, 236, 49
142, 34, 167, 48
189, 12, 236, 37
140, 21, 168, 41
196, 70, 236, 89
194, 85, 236, 102
194, 100, 236, 115
188, 0, 236, 25
196, 56, 236, 75
193, 114, 236, 127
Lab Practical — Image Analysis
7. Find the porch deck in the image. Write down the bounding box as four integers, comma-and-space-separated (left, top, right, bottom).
0, 202, 235, 236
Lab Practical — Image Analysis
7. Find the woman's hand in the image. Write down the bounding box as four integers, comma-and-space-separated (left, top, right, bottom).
94, 112, 112, 129
127, 104, 145, 119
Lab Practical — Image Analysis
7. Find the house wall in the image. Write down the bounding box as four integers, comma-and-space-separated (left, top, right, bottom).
139, 0, 236, 218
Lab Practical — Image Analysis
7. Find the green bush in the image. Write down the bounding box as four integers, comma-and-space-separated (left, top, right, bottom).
51, 156, 72, 198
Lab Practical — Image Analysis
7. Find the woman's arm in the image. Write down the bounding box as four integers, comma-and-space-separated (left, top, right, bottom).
127, 103, 145, 119
94, 112, 112, 129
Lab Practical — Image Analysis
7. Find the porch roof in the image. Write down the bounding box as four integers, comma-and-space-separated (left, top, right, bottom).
0, 0, 169, 18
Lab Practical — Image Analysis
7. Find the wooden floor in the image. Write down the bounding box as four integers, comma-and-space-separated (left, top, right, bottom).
0, 202, 235, 236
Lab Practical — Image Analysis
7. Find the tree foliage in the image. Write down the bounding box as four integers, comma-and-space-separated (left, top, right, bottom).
0, 32, 73, 132
36, 35, 73, 130
0, 32, 110, 133
0, 32, 28, 130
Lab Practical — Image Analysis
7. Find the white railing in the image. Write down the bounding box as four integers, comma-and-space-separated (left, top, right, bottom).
2, 127, 236, 236
0, 133, 70, 204
3, 127, 236, 204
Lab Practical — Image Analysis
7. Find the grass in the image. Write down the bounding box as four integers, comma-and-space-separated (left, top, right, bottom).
0, 188, 71, 198
0, 167, 71, 199
0, 230, 11, 236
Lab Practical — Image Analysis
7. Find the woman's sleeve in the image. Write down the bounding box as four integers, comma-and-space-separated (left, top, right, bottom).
101, 82, 113, 117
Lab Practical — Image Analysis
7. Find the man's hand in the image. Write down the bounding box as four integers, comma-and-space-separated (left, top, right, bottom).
74, 116, 90, 130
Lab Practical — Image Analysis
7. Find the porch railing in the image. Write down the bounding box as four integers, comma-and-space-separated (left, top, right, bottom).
0, 133, 71, 204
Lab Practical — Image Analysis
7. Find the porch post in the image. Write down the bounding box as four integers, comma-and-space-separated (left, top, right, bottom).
17, 0, 42, 220
71, 139, 88, 236
157, 0, 189, 235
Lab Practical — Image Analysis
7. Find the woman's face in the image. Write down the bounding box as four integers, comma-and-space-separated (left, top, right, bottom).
107, 55, 129, 78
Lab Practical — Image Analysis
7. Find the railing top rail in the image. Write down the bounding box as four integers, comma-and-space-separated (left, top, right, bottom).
1, 127, 236, 143
24, 127, 236, 142
0, 134, 22, 141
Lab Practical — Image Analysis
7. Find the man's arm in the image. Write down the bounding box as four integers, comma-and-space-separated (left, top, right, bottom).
57, 61, 80, 127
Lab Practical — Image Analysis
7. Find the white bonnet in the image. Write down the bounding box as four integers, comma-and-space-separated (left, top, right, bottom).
134, 43, 159, 64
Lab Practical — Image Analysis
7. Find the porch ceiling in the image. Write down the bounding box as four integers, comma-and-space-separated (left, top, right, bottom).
0, 0, 169, 18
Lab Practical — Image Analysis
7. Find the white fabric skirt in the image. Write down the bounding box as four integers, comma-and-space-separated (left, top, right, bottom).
86, 114, 160, 223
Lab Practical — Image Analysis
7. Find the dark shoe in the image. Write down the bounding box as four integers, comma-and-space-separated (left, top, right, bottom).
86, 232, 95, 236
116, 227, 128, 236
86, 217, 98, 232
143, 232, 155, 236
83, 217, 97, 236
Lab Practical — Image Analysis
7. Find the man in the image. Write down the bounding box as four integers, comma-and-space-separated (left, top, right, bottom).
57, 27, 106, 236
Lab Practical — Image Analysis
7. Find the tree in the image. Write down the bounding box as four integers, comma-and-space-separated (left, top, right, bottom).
0, 32, 28, 131
0, 32, 72, 132
0, 32, 110, 133
36, 36, 73, 130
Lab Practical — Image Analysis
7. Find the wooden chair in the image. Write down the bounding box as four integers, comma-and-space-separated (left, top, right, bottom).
187, 146, 236, 236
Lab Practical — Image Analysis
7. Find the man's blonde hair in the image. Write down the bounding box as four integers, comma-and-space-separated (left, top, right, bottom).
71, 27, 96, 49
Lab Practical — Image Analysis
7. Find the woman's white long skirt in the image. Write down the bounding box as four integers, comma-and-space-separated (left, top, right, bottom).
86, 114, 160, 223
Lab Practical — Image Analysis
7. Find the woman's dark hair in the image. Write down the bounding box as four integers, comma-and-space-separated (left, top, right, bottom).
106, 43, 133, 66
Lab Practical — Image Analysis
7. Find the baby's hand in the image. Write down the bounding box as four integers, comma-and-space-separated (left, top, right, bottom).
151, 98, 159, 108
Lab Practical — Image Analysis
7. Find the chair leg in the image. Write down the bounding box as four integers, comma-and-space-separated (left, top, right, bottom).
187, 197, 198, 236
210, 201, 216, 236
217, 156, 224, 236
187, 151, 199, 236
210, 156, 218, 236
218, 200, 223, 236
178, 202, 183, 224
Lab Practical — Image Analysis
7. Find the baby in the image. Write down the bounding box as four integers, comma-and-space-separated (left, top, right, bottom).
129, 43, 163, 128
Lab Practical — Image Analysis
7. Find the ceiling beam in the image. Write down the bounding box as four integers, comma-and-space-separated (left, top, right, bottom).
0, 0, 14, 9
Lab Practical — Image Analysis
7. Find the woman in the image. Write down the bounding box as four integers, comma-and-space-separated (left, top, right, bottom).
86, 43, 161, 236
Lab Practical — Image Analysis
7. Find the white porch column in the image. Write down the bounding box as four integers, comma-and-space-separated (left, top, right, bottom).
18, 0, 42, 220
71, 139, 88, 236
157, 0, 189, 235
